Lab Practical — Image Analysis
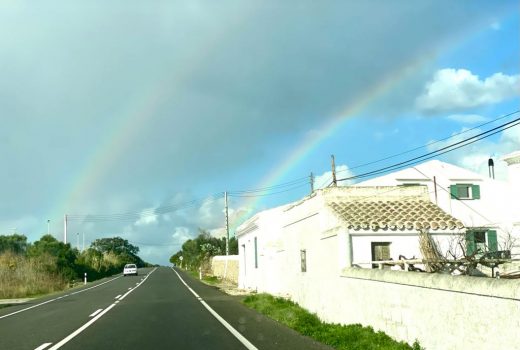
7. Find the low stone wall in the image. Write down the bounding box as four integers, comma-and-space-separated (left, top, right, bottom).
292, 268, 520, 350
210, 255, 239, 284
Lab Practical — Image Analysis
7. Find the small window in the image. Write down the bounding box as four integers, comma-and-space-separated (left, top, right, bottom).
371, 242, 391, 269
457, 185, 470, 199
474, 231, 486, 254
466, 229, 498, 255
254, 237, 258, 269
300, 249, 307, 272
450, 184, 480, 200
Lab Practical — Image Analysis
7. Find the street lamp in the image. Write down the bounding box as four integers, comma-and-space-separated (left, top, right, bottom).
47, 219, 50, 235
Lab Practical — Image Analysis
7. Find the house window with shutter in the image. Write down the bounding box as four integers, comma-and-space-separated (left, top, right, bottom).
450, 184, 480, 200
466, 229, 498, 256
371, 242, 391, 268
254, 237, 258, 269
300, 249, 307, 272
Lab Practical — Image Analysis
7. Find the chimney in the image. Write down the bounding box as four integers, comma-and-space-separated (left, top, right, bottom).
488, 158, 495, 179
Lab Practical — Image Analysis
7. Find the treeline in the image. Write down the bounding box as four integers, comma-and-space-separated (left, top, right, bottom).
0, 233, 147, 299
170, 229, 238, 271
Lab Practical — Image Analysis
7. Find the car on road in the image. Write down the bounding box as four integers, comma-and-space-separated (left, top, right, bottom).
123, 263, 138, 276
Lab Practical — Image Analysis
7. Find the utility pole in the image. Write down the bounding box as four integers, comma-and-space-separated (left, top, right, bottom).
64, 214, 68, 244
310, 172, 315, 194
83, 232, 85, 251
331, 155, 337, 187
224, 191, 230, 256
77, 233, 80, 250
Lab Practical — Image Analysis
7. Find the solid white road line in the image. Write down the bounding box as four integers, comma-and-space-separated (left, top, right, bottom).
34, 343, 53, 350
171, 268, 258, 350
89, 309, 103, 317
47, 268, 157, 350
0, 276, 122, 320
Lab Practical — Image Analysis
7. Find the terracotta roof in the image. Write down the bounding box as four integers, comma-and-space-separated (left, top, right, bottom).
328, 199, 464, 231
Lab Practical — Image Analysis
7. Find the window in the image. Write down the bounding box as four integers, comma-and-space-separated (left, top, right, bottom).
450, 184, 480, 200
300, 249, 307, 272
466, 229, 498, 255
371, 242, 391, 268
254, 237, 258, 269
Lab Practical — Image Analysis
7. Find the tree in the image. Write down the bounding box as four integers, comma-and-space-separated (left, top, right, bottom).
0, 234, 28, 254
170, 229, 231, 270
27, 234, 78, 280
91, 237, 139, 256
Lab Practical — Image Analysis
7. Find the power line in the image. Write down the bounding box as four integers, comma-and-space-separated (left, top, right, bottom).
228, 176, 310, 194
336, 110, 520, 175
337, 116, 520, 182
67, 193, 224, 222
228, 182, 309, 198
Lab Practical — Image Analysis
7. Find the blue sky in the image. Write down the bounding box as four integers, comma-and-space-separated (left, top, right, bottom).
1, 1, 518, 264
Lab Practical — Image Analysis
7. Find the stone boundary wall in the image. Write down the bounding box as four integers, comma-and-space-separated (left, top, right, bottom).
210, 255, 239, 284
293, 268, 520, 350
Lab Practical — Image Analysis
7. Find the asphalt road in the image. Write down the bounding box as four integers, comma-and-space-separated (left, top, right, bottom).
0, 267, 333, 350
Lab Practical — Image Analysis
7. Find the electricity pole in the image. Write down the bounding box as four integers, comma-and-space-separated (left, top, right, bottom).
64, 214, 68, 244
331, 155, 337, 187
224, 191, 230, 256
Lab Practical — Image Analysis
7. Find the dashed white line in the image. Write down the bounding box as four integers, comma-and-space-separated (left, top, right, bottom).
171, 268, 258, 350
47, 268, 157, 350
0, 276, 122, 320
34, 343, 52, 350
89, 309, 103, 317
115, 294, 122, 299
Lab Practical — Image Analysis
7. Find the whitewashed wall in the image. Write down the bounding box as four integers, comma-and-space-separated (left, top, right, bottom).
210, 255, 239, 284
294, 268, 520, 350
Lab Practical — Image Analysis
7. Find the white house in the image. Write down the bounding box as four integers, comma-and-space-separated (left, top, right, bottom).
355, 152, 520, 257
237, 186, 464, 293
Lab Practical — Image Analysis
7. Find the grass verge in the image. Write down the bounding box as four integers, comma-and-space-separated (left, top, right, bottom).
243, 293, 422, 350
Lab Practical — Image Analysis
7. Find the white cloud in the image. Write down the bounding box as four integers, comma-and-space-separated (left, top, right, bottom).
134, 207, 158, 226
314, 164, 354, 189
171, 226, 194, 242
416, 69, 520, 112
427, 127, 520, 181
446, 114, 489, 124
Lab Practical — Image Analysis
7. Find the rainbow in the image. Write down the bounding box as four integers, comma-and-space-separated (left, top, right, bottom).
230, 9, 517, 230
49, 7, 514, 238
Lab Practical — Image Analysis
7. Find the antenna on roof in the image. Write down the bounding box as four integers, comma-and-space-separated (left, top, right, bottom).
488, 158, 495, 179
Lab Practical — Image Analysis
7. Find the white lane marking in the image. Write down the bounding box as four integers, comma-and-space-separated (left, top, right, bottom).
89, 309, 103, 317
48, 268, 157, 350
115, 294, 122, 299
171, 268, 258, 350
0, 276, 122, 320
34, 343, 53, 350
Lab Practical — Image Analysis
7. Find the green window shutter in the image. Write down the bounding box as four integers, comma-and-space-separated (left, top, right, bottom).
487, 230, 498, 252
450, 185, 458, 199
466, 232, 476, 255
471, 185, 481, 199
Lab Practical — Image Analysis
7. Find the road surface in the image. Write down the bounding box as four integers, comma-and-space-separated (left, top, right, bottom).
0, 267, 332, 350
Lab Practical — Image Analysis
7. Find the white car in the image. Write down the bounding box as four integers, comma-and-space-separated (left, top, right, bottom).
123, 263, 138, 276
